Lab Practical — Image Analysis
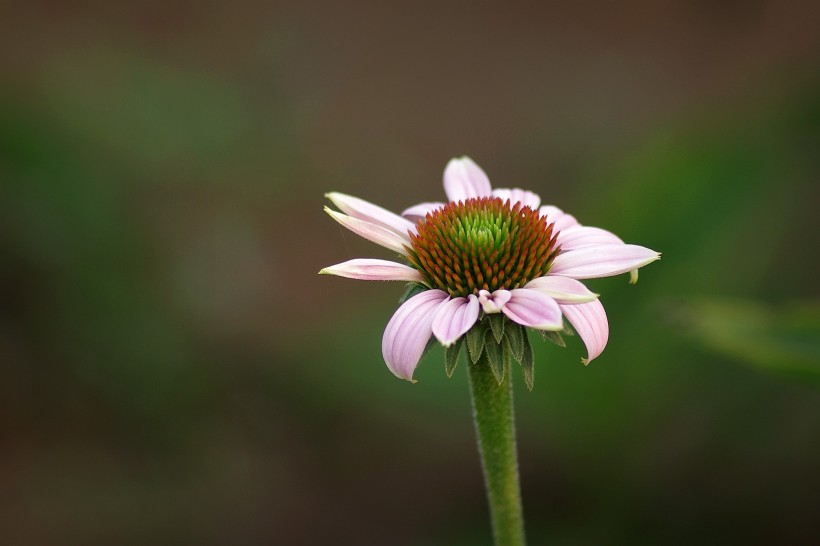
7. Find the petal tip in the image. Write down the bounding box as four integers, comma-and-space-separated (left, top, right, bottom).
397, 373, 418, 383
531, 323, 564, 331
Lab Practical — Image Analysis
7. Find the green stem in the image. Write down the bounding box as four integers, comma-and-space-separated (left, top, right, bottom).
468, 358, 526, 546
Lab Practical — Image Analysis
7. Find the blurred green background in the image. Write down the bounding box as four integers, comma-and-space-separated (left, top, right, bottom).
2, 2, 819, 545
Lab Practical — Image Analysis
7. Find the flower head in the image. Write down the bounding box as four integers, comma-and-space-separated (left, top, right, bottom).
408, 197, 560, 297
321, 157, 660, 383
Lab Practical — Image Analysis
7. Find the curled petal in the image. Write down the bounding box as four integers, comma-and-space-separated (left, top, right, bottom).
559, 299, 608, 364
550, 244, 661, 279
325, 207, 411, 256
443, 157, 493, 202
432, 294, 480, 347
557, 226, 624, 251
325, 192, 415, 239
525, 275, 599, 304
501, 288, 563, 330
492, 188, 541, 210
539, 205, 580, 232
401, 202, 445, 222
478, 289, 511, 314
320, 259, 425, 282
382, 290, 449, 381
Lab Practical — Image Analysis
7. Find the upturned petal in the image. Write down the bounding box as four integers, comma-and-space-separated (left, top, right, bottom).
501, 288, 563, 330
325, 207, 411, 256
401, 202, 445, 222
431, 294, 480, 347
491, 188, 541, 210
382, 290, 449, 381
539, 205, 580, 232
443, 157, 493, 202
524, 275, 599, 303
320, 259, 425, 282
556, 226, 624, 250
325, 192, 416, 239
478, 289, 512, 314
559, 299, 608, 364
549, 244, 661, 279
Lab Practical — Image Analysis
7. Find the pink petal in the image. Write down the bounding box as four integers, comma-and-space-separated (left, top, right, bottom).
326, 192, 415, 239
556, 226, 624, 251
320, 259, 425, 282
491, 188, 541, 210
559, 299, 608, 364
431, 294, 480, 347
501, 288, 563, 330
325, 207, 410, 256
525, 275, 599, 304
443, 157, 493, 203
401, 202, 445, 222
549, 244, 661, 279
382, 289, 449, 381
539, 205, 580, 232
478, 289, 512, 314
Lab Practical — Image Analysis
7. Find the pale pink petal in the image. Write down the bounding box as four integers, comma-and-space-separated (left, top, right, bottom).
478, 289, 512, 314
524, 275, 599, 304
539, 205, 580, 232
550, 244, 661, 279
325, 207, 410, 256
556, 226, 624, 251
431, 294, 480, 347
320, 259, 425, 282
501, 288, 563, 330
491, 188, 541, 210
443, 157, 493, 202
326, 192, 415, 239
559, 299, 608, 364
382, 289, 449, 381
401, 202, 445, 222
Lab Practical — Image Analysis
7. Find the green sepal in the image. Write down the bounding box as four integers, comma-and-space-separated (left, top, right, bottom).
420, 335, 437, 361
488, 313, 505, 344
502, 340, 513, 381
398, 282, 427, 305
538, 329, 566, 348
483, 329, 505, 384
504, 322, 525, 363
520, 329, 535, 391
444, 336, 464, 378
466, 321, 486, 364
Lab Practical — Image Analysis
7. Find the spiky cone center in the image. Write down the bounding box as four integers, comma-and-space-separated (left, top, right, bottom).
407, 197, 560, 297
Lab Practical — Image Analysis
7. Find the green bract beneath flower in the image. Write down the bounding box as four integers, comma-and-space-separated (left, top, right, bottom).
407, 197, 560, 297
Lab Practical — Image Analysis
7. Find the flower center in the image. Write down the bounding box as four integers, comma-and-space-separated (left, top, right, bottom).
407, 197, 560, 297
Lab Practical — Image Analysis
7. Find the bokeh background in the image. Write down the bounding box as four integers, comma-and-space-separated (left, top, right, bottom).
2, 1, 819, 544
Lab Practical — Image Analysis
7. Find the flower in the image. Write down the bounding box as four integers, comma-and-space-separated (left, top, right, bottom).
321, 157, 660, 382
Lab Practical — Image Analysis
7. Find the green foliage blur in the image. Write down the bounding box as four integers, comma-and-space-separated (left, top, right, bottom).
2, 3, 818, 544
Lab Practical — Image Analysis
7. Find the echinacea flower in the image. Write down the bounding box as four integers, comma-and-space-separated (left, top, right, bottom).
321, 157, 660, 383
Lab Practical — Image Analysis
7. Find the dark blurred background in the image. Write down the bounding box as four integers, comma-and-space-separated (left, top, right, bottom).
2, 1, 819, 545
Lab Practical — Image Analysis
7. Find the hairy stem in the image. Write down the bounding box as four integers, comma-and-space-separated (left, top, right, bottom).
468, 357, 526, 546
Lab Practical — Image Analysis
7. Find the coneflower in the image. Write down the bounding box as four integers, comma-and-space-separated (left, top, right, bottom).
321, 157, 660, 546
322, 156, 660, 381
